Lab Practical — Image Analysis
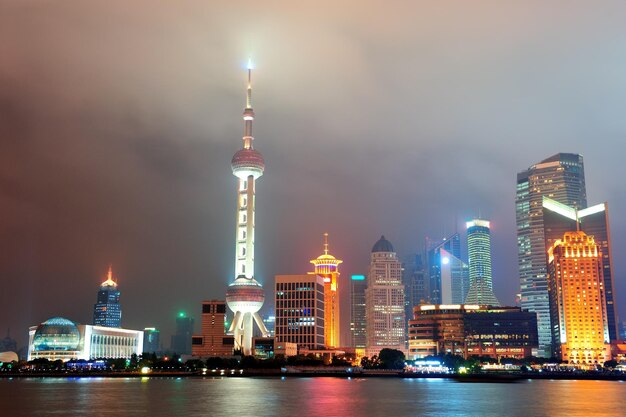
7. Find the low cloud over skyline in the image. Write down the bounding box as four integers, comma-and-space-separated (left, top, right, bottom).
2, 0, 626, 346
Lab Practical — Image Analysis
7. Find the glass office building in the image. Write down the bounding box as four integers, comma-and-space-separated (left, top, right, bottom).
516, 153, 587, 356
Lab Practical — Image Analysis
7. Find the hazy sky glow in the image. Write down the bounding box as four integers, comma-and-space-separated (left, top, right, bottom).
2, 0, 626, 347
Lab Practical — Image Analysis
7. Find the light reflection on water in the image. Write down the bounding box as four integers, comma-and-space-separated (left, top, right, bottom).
0, 377, 624, 417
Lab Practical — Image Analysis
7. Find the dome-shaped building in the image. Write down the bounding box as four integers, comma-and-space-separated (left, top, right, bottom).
372, 235, 395, 253
33, 317, 81, 352
28, 316, 143, 362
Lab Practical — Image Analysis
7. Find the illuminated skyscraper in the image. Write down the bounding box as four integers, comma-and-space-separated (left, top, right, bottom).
427, 234, 468, 304
517, 153, 587, 356
310, 233, 342, 348
365, 236, 406, 357
543, 197, 618, 341
92, 266, 122, 328
465, 220, 499, 306
350, 275, 367, 348
548, 231, 610, 364
225, 61, 270, 356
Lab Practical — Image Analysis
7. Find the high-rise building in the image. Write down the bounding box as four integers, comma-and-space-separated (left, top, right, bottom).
310, 233, 342, 348
191, 300, 234, 357
225, 62, 270, 356
547, 231, 611, 364
465, 220, 499, 305
516, 153, 587, 356
350, 275, 367, 348
426, 233, 470, 305
365, 236, 406, 357
274, 274, 325, 350
170, 312, 194, 355
92, 266, 122, 328
543, 197, 619, 342
142, 328, 160, 354
403, 254, 429, 321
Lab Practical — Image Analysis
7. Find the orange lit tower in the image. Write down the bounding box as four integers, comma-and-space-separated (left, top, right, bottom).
225, 61, 269, 356
310, 233, 342, 348
548, 231, 611, 365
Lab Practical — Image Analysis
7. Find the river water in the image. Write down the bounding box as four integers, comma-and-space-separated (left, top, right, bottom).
1, 377, 624, 416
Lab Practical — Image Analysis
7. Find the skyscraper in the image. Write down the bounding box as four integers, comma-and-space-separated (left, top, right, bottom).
427, 233, 468, 304
274, 274, 325, 350
225, 61, 270, 356
365, 236, 406, 357
310, 233, 342, 348
350, 274, 367, 348
516, 153, 587, 356
543, 197, 618, 341
403, 254, 428, 320
171, 312, 194, 355
547, 231, 610, 364
92, 266, 122, 328
465, 220, 499, 305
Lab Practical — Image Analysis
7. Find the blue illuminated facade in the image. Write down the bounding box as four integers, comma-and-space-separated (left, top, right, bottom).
93, 268, 122, 328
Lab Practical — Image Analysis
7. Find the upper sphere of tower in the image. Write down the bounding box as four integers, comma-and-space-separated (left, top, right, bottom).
232, 148, 265, 179
372, 235, 395, 253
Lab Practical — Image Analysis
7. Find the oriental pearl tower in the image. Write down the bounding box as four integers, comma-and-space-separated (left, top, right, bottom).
225, 60, 270, 355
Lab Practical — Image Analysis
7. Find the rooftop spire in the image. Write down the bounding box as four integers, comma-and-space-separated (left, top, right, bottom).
102, 265, 117, 287
323, 232, 329, 255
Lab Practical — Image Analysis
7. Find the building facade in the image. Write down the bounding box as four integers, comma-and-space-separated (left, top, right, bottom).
224, 62, 270, 356
407, 305, 538, 360
465, 220, 499, 305
92, 266, 122, 328
171, 313, 194, 355
547, 231, 611, 364
543, 197, 618, 342
142, 328, 160, 354
365, 236, 406, 357
350, 274, 367, 348
403, 254, 428, 317
191, 300, 234, 357
427, 233, 466, 304
310, 233, 342, 348
516, 153, 587, 356
28, 317, 142, 361
274, 274, 325, 350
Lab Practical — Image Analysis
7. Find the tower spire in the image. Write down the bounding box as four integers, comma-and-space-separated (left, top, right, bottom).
323, 232, 329, 255
246, 58, 253, 109
242, 59, 255, 150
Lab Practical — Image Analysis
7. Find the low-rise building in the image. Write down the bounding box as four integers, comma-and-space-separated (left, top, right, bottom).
408, 305, 537, 360
191, 300, 234, 357
27, 317, 143, 361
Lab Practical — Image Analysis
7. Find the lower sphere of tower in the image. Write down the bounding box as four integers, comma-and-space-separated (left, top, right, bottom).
226, 278, 265, 314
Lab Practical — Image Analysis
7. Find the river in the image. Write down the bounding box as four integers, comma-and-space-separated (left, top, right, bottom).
1, 377, 624, 416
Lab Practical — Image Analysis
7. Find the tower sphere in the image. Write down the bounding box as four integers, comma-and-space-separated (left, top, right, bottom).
225, 277, 266, 314
231, 148, 265, 180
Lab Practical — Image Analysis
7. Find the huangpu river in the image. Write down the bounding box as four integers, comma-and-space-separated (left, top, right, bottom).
1, 377, 624, 416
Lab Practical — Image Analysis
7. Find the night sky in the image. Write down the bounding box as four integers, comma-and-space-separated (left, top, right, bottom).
2, 1, 626, 349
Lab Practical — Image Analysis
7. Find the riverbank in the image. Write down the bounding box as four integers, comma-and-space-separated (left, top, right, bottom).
2, 370, 626, 381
